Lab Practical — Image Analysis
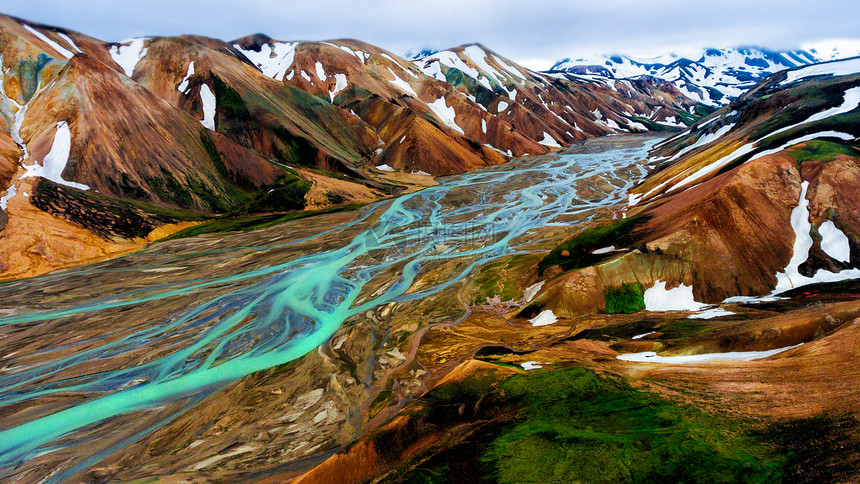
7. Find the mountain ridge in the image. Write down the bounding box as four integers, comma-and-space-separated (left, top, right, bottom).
550, 44, 860, 106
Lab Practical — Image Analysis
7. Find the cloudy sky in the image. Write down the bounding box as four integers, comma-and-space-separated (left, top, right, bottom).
5, 0, 860, 69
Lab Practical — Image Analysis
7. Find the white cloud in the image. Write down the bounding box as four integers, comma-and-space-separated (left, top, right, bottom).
6, 0, 860, 69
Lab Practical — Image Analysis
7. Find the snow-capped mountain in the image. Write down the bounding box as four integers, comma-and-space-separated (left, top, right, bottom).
549, 46, 858, 106
403, 47, 438, 60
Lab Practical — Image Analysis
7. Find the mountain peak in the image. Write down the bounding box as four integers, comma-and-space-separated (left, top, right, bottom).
231, 33, 276, 51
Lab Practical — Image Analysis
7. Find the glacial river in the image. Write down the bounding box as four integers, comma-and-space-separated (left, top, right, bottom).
0, 136, 658, 479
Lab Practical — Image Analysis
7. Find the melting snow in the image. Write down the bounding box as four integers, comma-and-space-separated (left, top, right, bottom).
766, 86, 860, 139
591, 246, 621, 255
497, 101, 509, 113
667, 123, 735, 162
0, 184, 17, 210
520, 361, 546, 371
529, 309, 557, 327
199, 84, 216, 131
177, 61, 195, 93
427, 97, 464, 134
781, 57, 860, 85
523, 281, 545, 303
21, 121, 89, 190
314, 61, 326, 81
632, 331, 656, 339
617, 343, 802, 364
23, 25, 73, 59
387, 68, 417, 96
688, 308, 735, 319
538, 132, 561, 148
56, 32, 82, 54
644, 280, 709, 311
329, 73, 348, 102
819, 221, 851, 263
109, 38, 148, 77
300, 70, 311, 82
233, 42, 297, 81
481, 119, 487, 134
774, 181, 860, 292
375, 164, 395, 172
749, 131, 855, 162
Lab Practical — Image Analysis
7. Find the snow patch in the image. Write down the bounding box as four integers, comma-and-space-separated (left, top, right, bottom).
199, 84, 216, 131
329, 73, 348, 102
109, 38, 148, 77
21, 121, 89, 190
632, 331, 655, 340
538, 132, 561, 148
529, 309, 557, 327
523, 281, 545, 302
375, 164, 395, 172
23, 24, 73, 59
177, 61, 195, 93
520, 361, 546, 371
688, 308, 735, 319
773, 181, 860, 292
644, 280, 708, 312
233, 42, 297, 81
56, 32, 82, 54
617, 343, 803, 364
314, 61, 326, 81
591, 246, 621, 255
782, 57, 860, 85
0, 184, 17, 210
387, 68, 417, 96
819, 221, 851, 263
426, 97, 464, 134
497, 101, 509, 113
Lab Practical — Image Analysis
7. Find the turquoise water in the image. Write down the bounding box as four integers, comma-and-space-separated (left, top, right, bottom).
0, 138, 656, 477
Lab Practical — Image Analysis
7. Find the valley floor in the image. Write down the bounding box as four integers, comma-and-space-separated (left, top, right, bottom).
1, 135, 858, 483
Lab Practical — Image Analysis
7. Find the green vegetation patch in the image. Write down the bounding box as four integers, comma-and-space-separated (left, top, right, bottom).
538, 214, 648, 274
232, 175, 309, 215
483, 368, 786, 483
786, 139, 860, 164
273, 125, 319, 166
472, 254, 540, 303
391, 367, 787, 483
604, 283, 646, 314
211, 75, 251, 121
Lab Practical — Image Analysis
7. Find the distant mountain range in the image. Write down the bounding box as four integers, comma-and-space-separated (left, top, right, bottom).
549, 43, 860, 106
0, 13, 699, 279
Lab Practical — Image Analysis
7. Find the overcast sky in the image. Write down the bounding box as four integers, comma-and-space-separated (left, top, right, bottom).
5, 0, 860, 69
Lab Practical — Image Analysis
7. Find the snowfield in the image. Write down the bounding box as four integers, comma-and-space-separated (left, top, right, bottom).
426, 97, 464, 134
773, 181, 860, 293
23, 25, 73, 59
177, 61, 195, 93
199, 85, 216, 131
233, 42, 297, 81
643, 280, 708, 311
21, 121, 89, 190
109, 38, 149, 77
617, 343, 803, 364
529, 309, 557, 326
